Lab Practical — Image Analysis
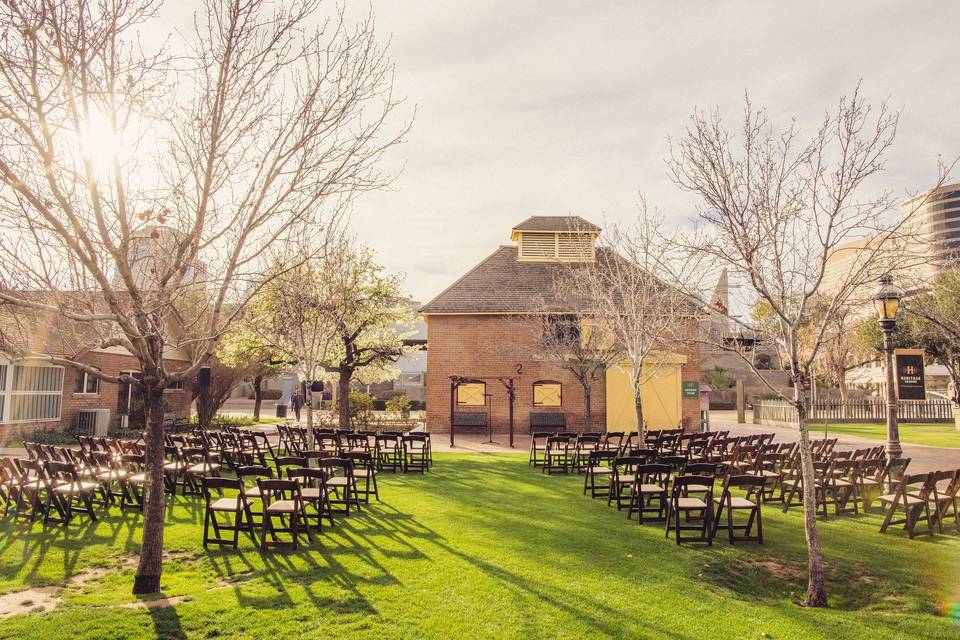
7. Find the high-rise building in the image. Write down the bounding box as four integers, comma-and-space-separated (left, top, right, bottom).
902, 182, 960, 265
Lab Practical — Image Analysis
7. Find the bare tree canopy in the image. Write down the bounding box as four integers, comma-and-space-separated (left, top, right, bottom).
0, 0, 407, 594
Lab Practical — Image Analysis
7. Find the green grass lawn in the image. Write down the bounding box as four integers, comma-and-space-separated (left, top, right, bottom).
0, 453, 958, 639
808, 422, 960, 448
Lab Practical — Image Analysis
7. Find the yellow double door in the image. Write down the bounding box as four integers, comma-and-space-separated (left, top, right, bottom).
605, 355, 686, 432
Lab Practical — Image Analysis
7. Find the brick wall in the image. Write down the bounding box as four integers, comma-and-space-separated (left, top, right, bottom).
425, 315, 702, 434
0, 352, 192, 442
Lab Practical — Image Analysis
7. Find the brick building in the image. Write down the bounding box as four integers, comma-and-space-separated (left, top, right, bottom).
0, 304, 192, 441
420, 216, 701, 435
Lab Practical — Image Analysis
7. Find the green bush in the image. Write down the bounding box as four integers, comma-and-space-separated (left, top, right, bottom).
349, 390, 374, 427
386, 393, 412, 418
259, 388, 282, 400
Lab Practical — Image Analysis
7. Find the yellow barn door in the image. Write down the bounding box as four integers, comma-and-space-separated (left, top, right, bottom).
605, 356, 686, 433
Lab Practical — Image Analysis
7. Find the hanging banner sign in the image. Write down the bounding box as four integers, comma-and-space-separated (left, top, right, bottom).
894, 349, 926, 401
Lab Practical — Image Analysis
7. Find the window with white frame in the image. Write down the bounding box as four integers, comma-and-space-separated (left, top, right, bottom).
0, 359, 63, 423
74, 370, 100, 395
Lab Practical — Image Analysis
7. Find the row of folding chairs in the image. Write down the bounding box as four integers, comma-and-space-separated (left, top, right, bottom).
202, 453, 380, 550
275, 425, 432, 473
579, 452, 766, 545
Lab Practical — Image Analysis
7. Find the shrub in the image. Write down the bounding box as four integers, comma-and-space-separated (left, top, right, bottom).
259, 388, 282, 400
385, 393, 412, 418
349, 390, 374, 427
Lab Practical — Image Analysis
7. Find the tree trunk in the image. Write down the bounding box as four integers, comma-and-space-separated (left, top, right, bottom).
794, 380, 828, 607
133, 380, 166, 595
583, 386, 593, 433
304, 379, 315, 453
252, 373, 263, 421
338, 369, 352, 431
838, 372, 849, 419
634, 393, 645, 443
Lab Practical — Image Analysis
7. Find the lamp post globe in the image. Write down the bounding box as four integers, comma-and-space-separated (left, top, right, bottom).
874, 273, 903, 463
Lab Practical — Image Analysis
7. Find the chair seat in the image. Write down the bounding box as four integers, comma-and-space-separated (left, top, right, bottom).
755, 470, 780, 478
266, 500, 298, 513
327, 477, 351, 487
188, 463, 221, 475
676, 497, 708, 509
353, 469, 374, 478
879, 493, 924, 505
637, 483, 667, 493
242, 486, 262, 498
715, 496, 757, 508
54, 481, 99, 493
210, 497, 241, 512
301, 488, 324, 500
164, 462, 184, 472
97, 469, 127, 480
685, 484, 712, 493
128, 473, 147, 484
588, 467, 613, 474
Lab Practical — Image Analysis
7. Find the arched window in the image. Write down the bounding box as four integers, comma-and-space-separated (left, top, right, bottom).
456, 381, 486, 406
533, 380, 562, 407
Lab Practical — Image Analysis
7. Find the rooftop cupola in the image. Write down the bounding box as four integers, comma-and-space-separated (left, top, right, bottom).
510, 216, 600, 262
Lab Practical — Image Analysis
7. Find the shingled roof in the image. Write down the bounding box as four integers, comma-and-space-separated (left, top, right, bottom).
511, 215, 600, 234
419, 246, 617, 314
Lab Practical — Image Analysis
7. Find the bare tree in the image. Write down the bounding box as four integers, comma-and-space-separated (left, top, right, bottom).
526, 274, 623, 432
570, 215, 700, 440
0, 0, 406, 594
668, 85, 952, 607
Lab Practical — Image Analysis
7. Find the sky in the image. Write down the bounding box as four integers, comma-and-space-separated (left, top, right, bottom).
339, 0, 960, 303
153, 1, 960, 304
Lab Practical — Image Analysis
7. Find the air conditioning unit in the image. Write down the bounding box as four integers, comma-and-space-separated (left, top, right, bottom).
77, 408, 111, 436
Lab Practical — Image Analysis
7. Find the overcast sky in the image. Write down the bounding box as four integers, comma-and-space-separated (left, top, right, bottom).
328, 1, 960, 302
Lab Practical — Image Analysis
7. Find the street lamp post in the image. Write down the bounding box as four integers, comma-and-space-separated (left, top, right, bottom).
874, 273, 904, 463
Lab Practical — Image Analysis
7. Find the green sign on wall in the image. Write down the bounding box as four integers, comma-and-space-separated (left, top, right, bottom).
682, 381, 700, 398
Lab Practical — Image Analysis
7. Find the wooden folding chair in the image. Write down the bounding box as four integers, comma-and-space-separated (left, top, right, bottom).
628, 463, 671, 523
319, 458, 360, 515
879, 472, 935, 538
572, 434, 601, 473
929, 469, 960, 533
43, 460, 100, 525
713, 474, 765, 544
345, 451, 380, 503
529, 432, 550, 467
543, 435, 572, 475
665, 475, 715, 545
375, 434, 403, 472
119, 454, 148, 511
286, 467, 333, 531
202, 477, 254, 548
583, 450, 617, 498
608, 456, 643, 510
402, 434, 429, 473
236, 464, 274, 528
258, 478, 311, 550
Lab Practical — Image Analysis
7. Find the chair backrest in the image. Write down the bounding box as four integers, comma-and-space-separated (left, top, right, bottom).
588, 450, 617, 466
685, 462, 718, 476
723, 474, 765, 501
286, 466, 326, 483
202, 476, 242, 493
636, 463, 672, 484
659, 455, 687, 470
237, 465, 273, 481
257, 478, 301, 503
274, 456, 306, 470
44, 460, 76, 484
546, 436, 569, 449
672, 474, 714, 497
